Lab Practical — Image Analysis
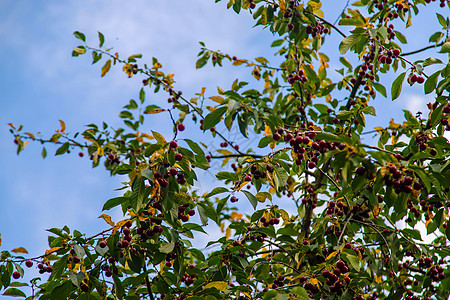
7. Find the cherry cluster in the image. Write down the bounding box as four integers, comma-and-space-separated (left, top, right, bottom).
384, 165, 421, 194
136, 214, 164, 241
408, 73, 425, 85
305, 22, 330, 37
165, 251, 177, 267
301, 186, 318, 208
272, 275, 285, 289
259, 216, 280, 227
325, 200, 348, 217
106, 152, 121, 165
167, 89, 182, 103
424, 0, 448, 7
321, 260, 350, 294
116, 221, 133, 248
245, 229, 267, 243
101, 263, 113, 277
178, 203, 196, 222
441, 104, 450, 127
181, 265, 197, 286
287, 70, 308, 84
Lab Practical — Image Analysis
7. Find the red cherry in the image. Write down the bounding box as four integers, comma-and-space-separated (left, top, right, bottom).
12, 271, 20, 279
78, 152, 84, 157
417, 76, 425, 84
175, 153, 183, 161
169, 140, 178, 149
25, 260, 33, 268
99, 240, 107, 248
273, 133, 281, 141
177, 123, 185, 131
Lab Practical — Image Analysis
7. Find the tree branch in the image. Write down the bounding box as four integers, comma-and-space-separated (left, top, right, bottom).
401, 41, 445, 56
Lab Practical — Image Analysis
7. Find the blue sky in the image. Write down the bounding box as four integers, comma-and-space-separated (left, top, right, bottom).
0, 0, 447, 293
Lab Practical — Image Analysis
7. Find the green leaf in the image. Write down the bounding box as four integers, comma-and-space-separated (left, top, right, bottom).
242, 190, 257, 209
113, 274, 125, 300
198, 205, 209, 226
439, 42, 450, 53
159, 242, 175, 254
424, 70, 440, 94
203, 107, 227, 130
2, 288, 26, 297
273, 166, 288, 189
73, 31, 86, 42
196, 52, 211, 69
48, 255, 68, 281
339, 35, 359, 54
55, 142, 70, 155
339, 57, 352, 70
391, 72, 406, 100
345, 253, 360, 271
102, 197, 128, 211
402, 229, 422, 241
98, 32, 105, 47
372, 82, 387, 97
206, 187, 229, 198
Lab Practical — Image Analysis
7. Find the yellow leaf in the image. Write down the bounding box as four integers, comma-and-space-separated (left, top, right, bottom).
375, 275, 382, 283
263, 125, 271, 136
264, 80, 271, 89
309, 278, 320, 286
426, 218, 432, 228
45, 247, 62, 256
112, 219, 130, 235
232, 59, 247, 66
190, 97, 198, 105
225, 227, 231, 240
373, 206, 380, 218
7, 123, 16, 130
152, 62, 162, 69
101, 59, 111, 77
380, 166, 388, 177
209, 96, 224, 104
279, 0, 286, 11
326, 251, 338, 261
123, 64, 133, 78
253, 66, 261, 80
308, 0, 321, 10
230, 212, 243, 221
11, 247, 28, 254
220, 222, 225, 233
144, 108, 166, 114
59, 120, 66, 133
204, 281, 228, 291
235, 181, 248, 191
98, 214, 115, 227
200, 87, 206, 96
24, 132, 35, 140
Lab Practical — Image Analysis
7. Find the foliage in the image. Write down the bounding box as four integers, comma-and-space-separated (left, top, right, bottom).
3, 0, 450, 299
